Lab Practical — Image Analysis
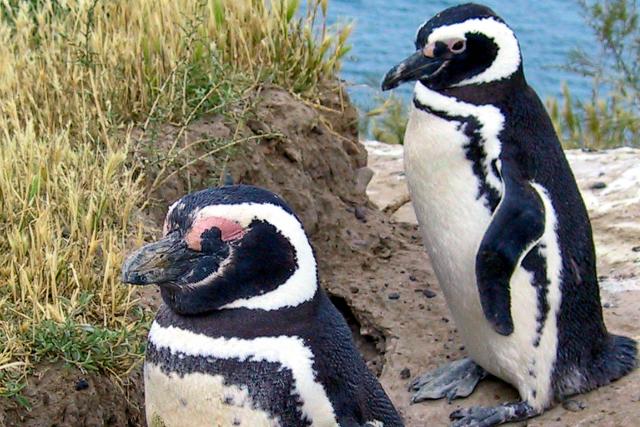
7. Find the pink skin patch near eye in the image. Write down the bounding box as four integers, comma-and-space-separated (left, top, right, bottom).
185, 216, 246, 251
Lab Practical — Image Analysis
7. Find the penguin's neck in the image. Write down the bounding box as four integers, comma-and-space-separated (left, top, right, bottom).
154, 286, 324, 340
438, 67, 526, 105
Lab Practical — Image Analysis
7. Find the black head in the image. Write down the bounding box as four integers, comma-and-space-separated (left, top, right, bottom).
382, 3, 523, 92
121, 185, 317, 315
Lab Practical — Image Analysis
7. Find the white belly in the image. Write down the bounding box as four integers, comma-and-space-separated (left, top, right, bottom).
143, 321, 339, 427
404, 103, 561, 408
404, 105, 498, 366
145, 362, 278, 427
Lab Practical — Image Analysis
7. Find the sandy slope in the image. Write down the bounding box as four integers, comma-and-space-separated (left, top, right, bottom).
364, 140, 640, 426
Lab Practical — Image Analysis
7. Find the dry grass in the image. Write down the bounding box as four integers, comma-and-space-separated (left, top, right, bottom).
0, 0, 349, 400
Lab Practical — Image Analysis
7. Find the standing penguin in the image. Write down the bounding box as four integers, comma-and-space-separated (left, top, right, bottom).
122, 185, 403, 427
381, 3, 636, 426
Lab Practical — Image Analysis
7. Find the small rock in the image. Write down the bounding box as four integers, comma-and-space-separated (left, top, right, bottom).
354, 206, 367, 222
603, 302, 611, 308
590, 182, 607, 190
422, 289, 437, 298
562, 399, 586, 412
223, 171, 234, 186
409, 275, 417, 282
355, 167, 374, 194
350, 286, 359, 294
441, 317, 449, 323
388, 292, 400, 300
74, 378, 89, 391
632, 246, 640, 253
400, 368, 411, 380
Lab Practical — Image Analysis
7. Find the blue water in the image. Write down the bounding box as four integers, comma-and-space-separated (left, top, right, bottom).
324, 0, 593, 109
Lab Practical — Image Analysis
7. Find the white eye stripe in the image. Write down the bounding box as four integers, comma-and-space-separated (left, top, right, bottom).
426, 17, 521, 86
194, 202, 318, 311
163, 200, 181, 236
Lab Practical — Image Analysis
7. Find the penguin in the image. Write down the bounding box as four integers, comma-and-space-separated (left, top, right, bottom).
381, 3, 637, 426
121, 185, 403, 427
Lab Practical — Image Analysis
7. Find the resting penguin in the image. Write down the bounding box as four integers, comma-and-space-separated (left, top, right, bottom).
121, 185, 403, 427
381, 3, 637, 426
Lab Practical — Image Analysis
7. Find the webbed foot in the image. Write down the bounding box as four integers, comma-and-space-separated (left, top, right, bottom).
409, 357, 487, 403
450, 401, 539, 427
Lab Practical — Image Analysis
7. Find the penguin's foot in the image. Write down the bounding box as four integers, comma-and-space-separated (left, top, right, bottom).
449, 401, 539, 427
409, 357, 487, 403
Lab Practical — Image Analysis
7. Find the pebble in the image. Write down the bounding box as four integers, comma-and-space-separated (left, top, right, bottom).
388, 292, 400, 300
422, 289, 437, 298
562, 399, 587, 412
74, 378, 89, 391
400, 368, 411, 379
590, 182, 607, 190
632, 246, 640, 253
354, 206, 367, 222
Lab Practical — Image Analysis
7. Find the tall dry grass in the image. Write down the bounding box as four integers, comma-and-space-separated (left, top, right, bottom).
0, 0, 349, 399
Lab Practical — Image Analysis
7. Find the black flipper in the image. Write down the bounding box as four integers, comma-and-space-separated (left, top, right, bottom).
476, 159, 546, 336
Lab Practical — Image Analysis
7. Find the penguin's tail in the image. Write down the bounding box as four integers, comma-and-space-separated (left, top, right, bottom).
555, 333, 637, 400
598, 333, 638, 382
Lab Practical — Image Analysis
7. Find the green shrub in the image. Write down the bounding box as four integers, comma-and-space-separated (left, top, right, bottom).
361, 94, 408, 145
549, 0, 639, 149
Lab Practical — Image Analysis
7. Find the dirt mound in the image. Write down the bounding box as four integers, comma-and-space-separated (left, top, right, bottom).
137, 84, 443, 378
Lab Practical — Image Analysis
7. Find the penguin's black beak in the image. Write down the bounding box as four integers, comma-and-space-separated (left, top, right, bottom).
121, 232, 194, 286
381, 50, 446, 91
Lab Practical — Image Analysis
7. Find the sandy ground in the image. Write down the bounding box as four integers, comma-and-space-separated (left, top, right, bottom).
363, 140, 640, 426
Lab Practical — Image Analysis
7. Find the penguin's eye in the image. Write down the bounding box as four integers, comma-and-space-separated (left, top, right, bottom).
450, 39, 466, 54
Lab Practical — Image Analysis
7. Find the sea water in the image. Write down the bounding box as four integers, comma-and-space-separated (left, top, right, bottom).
325, 0, 593, 108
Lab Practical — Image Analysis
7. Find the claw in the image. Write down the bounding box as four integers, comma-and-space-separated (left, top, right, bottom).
410, 358, 486, 403
448, 402, 540, 427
